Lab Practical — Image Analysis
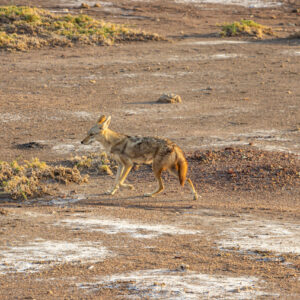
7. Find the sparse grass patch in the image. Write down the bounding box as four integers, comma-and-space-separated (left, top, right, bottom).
0, 158, 88, 200
0, 6, 162, 51
69, 152, 115, 176
220, 20, 274, 39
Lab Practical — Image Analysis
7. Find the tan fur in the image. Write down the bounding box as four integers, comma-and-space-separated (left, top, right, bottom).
81, 115, 198, 200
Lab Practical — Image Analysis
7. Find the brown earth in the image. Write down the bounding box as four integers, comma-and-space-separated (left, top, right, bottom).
0, 0, 300, 299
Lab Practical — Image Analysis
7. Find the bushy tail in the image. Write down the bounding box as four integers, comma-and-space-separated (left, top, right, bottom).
176, 149, 188, 186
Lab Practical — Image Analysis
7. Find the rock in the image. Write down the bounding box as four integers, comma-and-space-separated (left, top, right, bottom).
157, 93, 182, 104
94, 3, 101, 7
80, 3, 90, 9
178, 264, 190, 271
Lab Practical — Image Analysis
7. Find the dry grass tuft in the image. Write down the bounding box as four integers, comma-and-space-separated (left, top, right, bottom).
0, 6, 162, 51
69, 152, 115, 176
220, 20, 274, 39
0, 158, 88, 200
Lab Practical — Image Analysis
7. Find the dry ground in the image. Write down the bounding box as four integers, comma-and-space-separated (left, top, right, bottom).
0, 0, 300, 299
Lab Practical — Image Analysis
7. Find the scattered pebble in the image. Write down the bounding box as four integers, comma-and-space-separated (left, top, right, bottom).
80, 3, 90, 9
178, 264, 190, 271
157, 93, 182, 104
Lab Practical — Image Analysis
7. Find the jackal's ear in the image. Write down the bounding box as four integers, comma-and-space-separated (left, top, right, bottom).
98, 115, 106, 124
102, 115, 111, 130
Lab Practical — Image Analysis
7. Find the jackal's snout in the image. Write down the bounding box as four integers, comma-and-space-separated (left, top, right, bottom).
81, 135, 91, 145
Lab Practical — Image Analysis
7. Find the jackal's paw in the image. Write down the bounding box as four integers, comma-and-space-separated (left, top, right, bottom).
120, 183, 135, 190
143, 193, 154, 198
105, 188, 118, 195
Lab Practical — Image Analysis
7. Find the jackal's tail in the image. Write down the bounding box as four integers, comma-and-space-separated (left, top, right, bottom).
176, 148, 188, 186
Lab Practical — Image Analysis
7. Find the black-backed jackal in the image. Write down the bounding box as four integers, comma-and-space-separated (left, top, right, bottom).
81, 115, 198, 200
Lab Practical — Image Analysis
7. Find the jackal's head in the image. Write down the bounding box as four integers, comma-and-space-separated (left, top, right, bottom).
81, 115, 111, 145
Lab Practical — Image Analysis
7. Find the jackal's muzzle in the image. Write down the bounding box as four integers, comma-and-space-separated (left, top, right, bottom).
81, 135, 93, 145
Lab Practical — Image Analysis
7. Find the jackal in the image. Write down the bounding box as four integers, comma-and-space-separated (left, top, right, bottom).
81, 115, 198, 200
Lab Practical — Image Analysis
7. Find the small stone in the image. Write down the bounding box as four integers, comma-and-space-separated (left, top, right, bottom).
157, 93, 182, 104
80, 3, 90, 9
227, 168, 234, 174
179, 264, 190, 271
94, 3, 101, 7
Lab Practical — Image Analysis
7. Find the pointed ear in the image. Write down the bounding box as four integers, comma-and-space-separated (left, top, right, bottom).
102, 115, 111, 130
98, 115, 106, 124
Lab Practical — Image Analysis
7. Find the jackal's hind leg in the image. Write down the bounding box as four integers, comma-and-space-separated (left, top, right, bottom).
144, 169, 164, 197
168, 168, 199, 200
186, 178, 199, 200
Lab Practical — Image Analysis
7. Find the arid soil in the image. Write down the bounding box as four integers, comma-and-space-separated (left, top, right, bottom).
0, 0, 300, 299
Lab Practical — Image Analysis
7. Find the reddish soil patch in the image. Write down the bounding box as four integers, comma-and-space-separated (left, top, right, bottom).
189, 147, 300, 192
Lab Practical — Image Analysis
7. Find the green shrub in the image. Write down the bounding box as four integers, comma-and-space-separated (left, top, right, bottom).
220, 19, 274, 39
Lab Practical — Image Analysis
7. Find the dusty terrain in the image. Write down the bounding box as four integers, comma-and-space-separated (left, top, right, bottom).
0, 0, 300, 299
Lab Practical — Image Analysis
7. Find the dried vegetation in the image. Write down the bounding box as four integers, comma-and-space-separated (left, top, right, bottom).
0, 158, 88, 200
220, 20, 274, 39
0, 6, 161, 51
0, 153, 116, 200
68, 152, 116, 176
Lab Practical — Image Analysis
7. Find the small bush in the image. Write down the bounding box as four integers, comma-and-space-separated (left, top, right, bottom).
0, 158, 88, 200
220, 19, 274, 39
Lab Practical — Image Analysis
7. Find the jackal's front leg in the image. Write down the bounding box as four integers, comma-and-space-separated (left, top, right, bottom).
119, 165, 134, 190
106, 163, 124, 195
